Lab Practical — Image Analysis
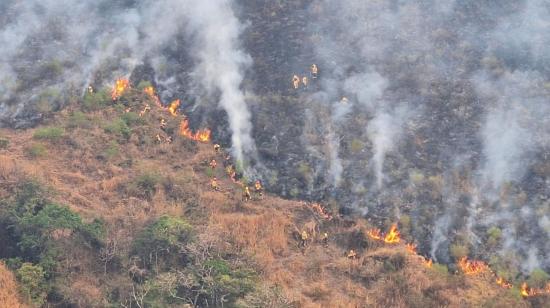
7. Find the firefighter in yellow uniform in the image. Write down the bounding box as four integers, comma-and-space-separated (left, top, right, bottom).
322, 232, 329, 247
254, 180, 263, 199
160, 118, 167, 131
211, 177, 219, 191
242, 185, 251, 202
311, 64, 318, 79
347, 249, 357, 259
209, 159, 217, 169
292, 75, 301, 89
301, 230, 309, 247
214, 144, 221, 153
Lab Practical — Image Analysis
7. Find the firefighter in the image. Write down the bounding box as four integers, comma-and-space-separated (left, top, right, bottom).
302, 76, 308, 88
321, 232, 329, 247
223, 154, 232, 167
209, 159, 217, 169
340, 96, 349, 104
160, 118, 167, 131
155, 134, 162, 143
165, 136, 173, 144
226, 165, 236, 181
254, 180, 263, 199
214, 144, 221, 153
300, 230, 309, 247
242, 185, 251, 202
139, 104, 151, 117
211, 177, 219, 191
347, 249, 357, 259
310, 64, 318, 79
87, 85, 94, 93
292, 75, 301, 89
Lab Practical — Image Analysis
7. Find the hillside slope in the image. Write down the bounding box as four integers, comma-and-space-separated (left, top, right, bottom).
0, 87, 545, 307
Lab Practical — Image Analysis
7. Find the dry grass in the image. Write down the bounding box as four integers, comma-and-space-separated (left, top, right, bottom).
0, 262, 25, 308
0, 102, 538, 308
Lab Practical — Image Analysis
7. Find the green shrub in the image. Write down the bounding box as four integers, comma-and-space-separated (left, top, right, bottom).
383, 253, 406, 272
120, 111, 144, 127
104, 141, 119, 160
137, 80, 153, 90
133, 216, 193, 267
350, 139, 364, 154
0, 137, 9, 149
16, 263, 48, 306
201, 259, 256, 305
82, 89, 110, 110
33, 127, 64, 141
36, 89, 61, 114
431, 263, 449, 276
67, 111, 90, 129
128, 172, 161, 199
486, 227, 502, 247
25, 143, 48, 158
450, 243, 469, 260
17, 204, 84, 256
527, 268, 550, 289
104, 118, 131, 139
236, 284, 294, 308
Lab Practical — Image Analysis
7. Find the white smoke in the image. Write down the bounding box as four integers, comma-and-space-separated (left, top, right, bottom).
181, 0, 255, 163
475, 71, 548, 194
0, 0, 256, 163
327, 130, 343, 187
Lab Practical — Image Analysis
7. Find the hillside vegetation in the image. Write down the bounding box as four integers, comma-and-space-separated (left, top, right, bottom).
0, 86, 545, 307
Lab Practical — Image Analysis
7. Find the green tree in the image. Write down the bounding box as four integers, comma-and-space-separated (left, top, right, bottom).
16, 263, 47, 306
133, 216, 193, 268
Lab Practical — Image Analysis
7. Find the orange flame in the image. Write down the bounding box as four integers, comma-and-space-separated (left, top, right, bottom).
521, 282, 531, 297
143, 86, 162, 107
496, 277, 512, 289
457, 257, 488, 275
384, 224, 401, 244
168, 99, 181, 117
424, 258, 433, 268
406, 243, 417, 254
366, 228, 382, 241
179, 118, 211, 143
519, 282, 550, 297
112, 79, 130, 100
310, 203, 333, 220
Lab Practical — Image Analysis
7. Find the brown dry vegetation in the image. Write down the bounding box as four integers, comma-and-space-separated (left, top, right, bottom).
0, 262, 25, 308
0, 91, 544, 307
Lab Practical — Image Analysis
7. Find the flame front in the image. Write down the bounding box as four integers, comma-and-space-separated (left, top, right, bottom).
521, 283, 531, 297
112, 79, 130, 100
367, 228, 382, 241
496, 277, 512, 289
310, 203, 333, 220
143, 86, 162, 107
457, 257, 487, 275
179, 118, 211, 143
384, 224, 401, 244
406, 243, 417, 254
168, 99, 181, 116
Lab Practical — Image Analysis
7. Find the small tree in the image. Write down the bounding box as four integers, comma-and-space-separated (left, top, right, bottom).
16, 263, 47, 306
133, 216, 193, 269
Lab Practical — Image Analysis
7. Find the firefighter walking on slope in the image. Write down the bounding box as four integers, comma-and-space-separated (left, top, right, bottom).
254, 180, 264, 200
242, 185, 251, 202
